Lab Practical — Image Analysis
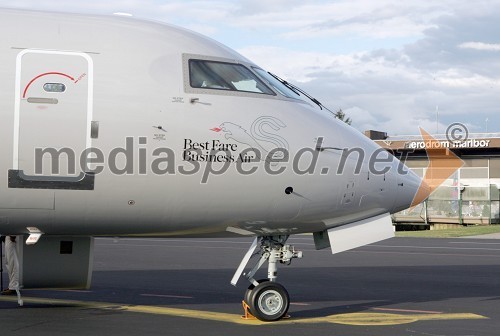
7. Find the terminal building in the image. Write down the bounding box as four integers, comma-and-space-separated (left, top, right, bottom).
365, 130, 500, 229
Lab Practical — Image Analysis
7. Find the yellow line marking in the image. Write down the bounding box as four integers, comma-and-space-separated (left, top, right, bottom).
298, 312, 487, 326
121, 304, 265, 325
0, 296, 264, 325
0, 296, 487, 326
371, 307, 442, 314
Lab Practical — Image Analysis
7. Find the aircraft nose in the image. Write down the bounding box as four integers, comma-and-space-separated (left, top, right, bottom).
393, 168, 430, 213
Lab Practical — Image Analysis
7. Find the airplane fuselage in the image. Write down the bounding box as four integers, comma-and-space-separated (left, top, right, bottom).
0, 9, 420, 238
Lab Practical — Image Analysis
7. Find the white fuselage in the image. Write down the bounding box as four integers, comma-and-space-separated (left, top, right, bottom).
0, 9, 422, 238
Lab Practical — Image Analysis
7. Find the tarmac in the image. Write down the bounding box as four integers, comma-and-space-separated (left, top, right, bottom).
1, 235, 500, 335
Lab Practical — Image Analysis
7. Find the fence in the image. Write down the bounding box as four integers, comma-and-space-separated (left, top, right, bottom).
393, 166, 500, 225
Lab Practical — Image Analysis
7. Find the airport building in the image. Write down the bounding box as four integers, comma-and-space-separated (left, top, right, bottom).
365, 130, 500, 229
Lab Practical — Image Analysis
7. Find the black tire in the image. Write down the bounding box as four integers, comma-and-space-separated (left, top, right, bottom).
247, 281, 289, 321
244, 279, 268, 306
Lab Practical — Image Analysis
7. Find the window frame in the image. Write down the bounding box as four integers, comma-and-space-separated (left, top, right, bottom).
183, 54, 278, 99
187, 58, 275, 96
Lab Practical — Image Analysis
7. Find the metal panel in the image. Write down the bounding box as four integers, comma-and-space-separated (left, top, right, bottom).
19, 236, 94, 289
327, 212, 394, 254
0, 189, 54, 210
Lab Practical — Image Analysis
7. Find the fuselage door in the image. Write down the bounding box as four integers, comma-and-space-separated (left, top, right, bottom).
11, 50, 94, 188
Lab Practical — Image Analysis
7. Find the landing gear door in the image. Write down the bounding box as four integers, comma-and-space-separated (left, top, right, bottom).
10, 50, 95, 190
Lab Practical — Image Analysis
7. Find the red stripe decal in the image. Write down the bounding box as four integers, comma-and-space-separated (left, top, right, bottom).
22, 72, 75, 98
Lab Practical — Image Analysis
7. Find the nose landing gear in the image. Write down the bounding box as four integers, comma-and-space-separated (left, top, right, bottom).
232, 235, 302, 322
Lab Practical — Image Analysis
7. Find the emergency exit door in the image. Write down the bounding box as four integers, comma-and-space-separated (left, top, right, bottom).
9, 49, 95, 190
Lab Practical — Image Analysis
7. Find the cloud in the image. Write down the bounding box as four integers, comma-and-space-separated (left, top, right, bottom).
1, 0, 147, 14
233, 0, 500, 136
458, 42, 500, 51
231, 0, 305, 15
220, 0, 459, 48
301, 4, 500, 134
237, 46, 342, 82
2, 1, 500, 135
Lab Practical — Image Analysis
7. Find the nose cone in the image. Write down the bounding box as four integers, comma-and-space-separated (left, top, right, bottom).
393, 168, 431, 213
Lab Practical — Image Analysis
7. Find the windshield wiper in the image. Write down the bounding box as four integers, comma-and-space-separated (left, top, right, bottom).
267, 72, 301, 97
268, 72, 327, 111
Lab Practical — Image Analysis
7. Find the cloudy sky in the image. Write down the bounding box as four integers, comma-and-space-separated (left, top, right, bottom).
3, 1, 500, 136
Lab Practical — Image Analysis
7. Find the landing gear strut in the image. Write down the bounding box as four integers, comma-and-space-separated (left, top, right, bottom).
231, 235, 303, 321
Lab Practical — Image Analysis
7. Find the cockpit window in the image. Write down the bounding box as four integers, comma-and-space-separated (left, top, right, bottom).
189, 60, 274, 95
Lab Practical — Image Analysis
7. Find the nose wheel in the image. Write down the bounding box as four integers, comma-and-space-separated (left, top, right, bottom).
232, 235, 302, 322
245, 280, 289, 321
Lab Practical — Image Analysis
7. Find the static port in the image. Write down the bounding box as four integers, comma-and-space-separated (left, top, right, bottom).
285, 187, 294, 195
